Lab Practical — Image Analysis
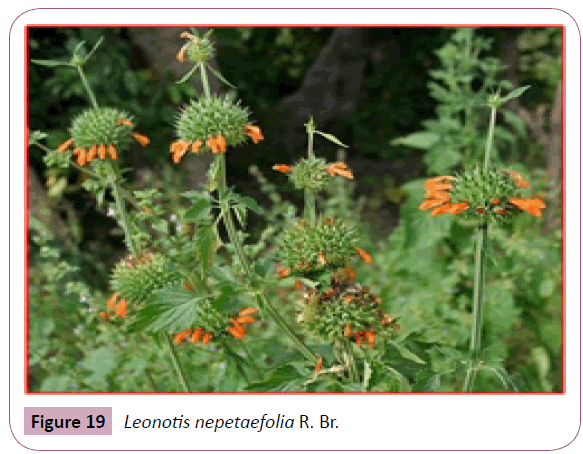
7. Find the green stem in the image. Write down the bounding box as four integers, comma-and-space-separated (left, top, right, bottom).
76, 65, 98, 109
166, 333, 190, 392
215, 153, 317, 363
464, 105, 497, 392
304, 190, 316, 225
200, 63, 211, 99
304, 121, 317, 224
342, 339, 359, 382
109, 163, 138, 256
257, 293, 317, 362
484, 107, 497, 171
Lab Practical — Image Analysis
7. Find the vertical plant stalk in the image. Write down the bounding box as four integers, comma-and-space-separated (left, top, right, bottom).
304, 118, 317, 224
75, 61, 191, 392
464, 105, 497, 392
341, 339, 359, 382
196, 59, 317, 364
166, 333, 190, 392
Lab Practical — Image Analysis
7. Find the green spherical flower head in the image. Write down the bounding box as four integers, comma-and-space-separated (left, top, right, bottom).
297, 271, 397, 346
186, 36, 214, 63
290, 158, 333, 192
70, 107, 134, 152
110, 252, 183, 304
279, 217, 359, 273
174, 94, 251, 152
450, 166, 524, 223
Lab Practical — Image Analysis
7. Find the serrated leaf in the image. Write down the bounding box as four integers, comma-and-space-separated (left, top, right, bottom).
30, 58, 72, 67
128, 284, 200, 333
500, 85, 531, 103
210, 266, 239, 287
183, 198, 212, 222
206, 64, 236, 89
314, 130, 348, 148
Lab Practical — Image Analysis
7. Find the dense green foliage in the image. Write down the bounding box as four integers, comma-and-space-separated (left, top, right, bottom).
28, 27, 561, 392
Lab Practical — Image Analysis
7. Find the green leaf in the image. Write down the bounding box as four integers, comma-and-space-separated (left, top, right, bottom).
210, 266, 239, 287
244, 365, 305, 391
28, 130, 48, 147
83, 346, 116, 379
128, 284, 200, 333
539, 279, 554, 298
183, 198, 212, 223
392, 132, 440, 150
197, 225, 214, 274
500, 85, 531, 103
30, 59, 72, 67
84, 36, 104, 62
314, 130, 348, 148
206, 64, 236, 89
389, 340, 426, 365
176, 62, 200, 85
240, 196, 265, 215
232, 204, 247, 228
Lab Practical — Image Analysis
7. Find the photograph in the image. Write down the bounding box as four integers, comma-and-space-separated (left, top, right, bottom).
26, 25, 563, 393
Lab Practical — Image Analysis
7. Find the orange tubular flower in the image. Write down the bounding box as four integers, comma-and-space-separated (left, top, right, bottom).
246, 124, 264, 144
430, 202, 469, 217
59, 138, 74, 153
108, 145, 118, 160
238, 307, 257, 317
77, 149, 87, 166
366, 331, 375, 349
133, 133, 150, 147
277, 266, 291, 278
344, 324, 352, 337
202, 333, 213, 345
207, 136, 221, 154
181, 31, 195, 40
170, 141, 190, 164
315, 357, 324, 373
191, 327, 204, 342
173, 330, 191, 344
504, 169, 530, 188
87, 145, 97, 162
355, 247, 373, 264
106, 294, 119, 311
354, 331, 365, 348
115, 298, 128, 317
509, 197, 546, 217
318, 253, 327, 265
327, 162, 354, 180
229, 324, 247, 339
98, 144, 107, 159
176, 44, 188, 62
273, 164, 293, 173
100, 312, 111, 320
117, 119, 133, 127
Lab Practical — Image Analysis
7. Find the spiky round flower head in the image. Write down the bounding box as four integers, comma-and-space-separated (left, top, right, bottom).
273, 159, 354, 192
420, 166, 546, 222
290, 158, 333, 191
278, 217, 359, 273
176, 30, 215, 64
59, 107, 150, 166
171, 94, 262, 161
110, 252, 182, 305
297, 269, 397, 347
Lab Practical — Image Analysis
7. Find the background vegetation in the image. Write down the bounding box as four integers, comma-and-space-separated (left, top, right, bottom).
28, 27, 561, 392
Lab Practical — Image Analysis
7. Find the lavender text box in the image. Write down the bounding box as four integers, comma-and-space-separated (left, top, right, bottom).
24, 407, 112, 435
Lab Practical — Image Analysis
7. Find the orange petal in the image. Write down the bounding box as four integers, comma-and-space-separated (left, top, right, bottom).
419, 198, 445, 210
180, 31, 195, 39
115, 298, 128, 317
315, 357, 324, 373
133, 133, 150, 147
344, 324, 352, 337
87, 145, 97, 161
273, 165, 292, 173
98, 144, 106, 159
108, 145, 118, 160
106, 294, 118, 310
355, 247, 372, 264
238, 307, 257, 317
117, 119, 133, 127
191, 140, 202, 154
245, 124, 264, 144
59, 138, 74, 153
277, 266, 290, 278
77, 149, 87, 166
176, 44, 188, 62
